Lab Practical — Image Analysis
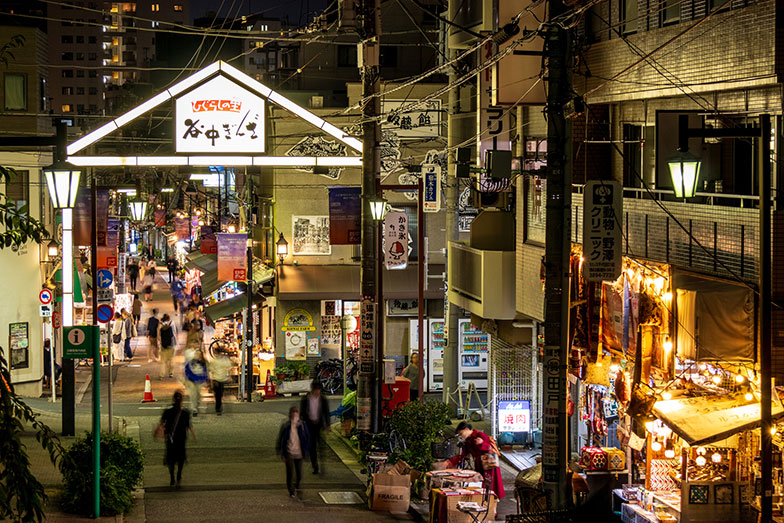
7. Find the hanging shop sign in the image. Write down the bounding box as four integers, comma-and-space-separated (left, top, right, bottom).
498, 400, 531, 433
96, 246, 117, 268
387, 298, 419, 316
281, 308, 315, 332
175, 217, 190, 241
328, 187, 361, 245
422, 164, 441, 212
175, 75, 265, 154
116, 253, 127, 294
154, 209, 166, 227
217, 233, 247, 281
381, 99, 441, 139
583, 180, 623, 282
200, 225, 218, 254
360, 298, 375, 374
384, 211, 408, 270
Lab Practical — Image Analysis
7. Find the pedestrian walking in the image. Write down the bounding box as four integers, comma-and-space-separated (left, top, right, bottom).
147, 308, 161, 363
43, 339, 61, 389
142, 270, 154, 302
159, 314, 177, 379
276, 406, 310, 499
170, 278, 185, 315
111, 312, 127, 362
132, 294, 143, 324
121, 309, 136, 360
208, 350, 232, 415
185, 318, 203, 351
166, 256, 179, 283
156, 391, 196, 487
128, 259, 139, 291
183, 348, 208, 415
299, 380, 330, 474
401, 352, 420, 402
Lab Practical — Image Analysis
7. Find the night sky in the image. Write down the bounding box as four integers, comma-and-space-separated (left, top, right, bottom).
189, 0, 331, 26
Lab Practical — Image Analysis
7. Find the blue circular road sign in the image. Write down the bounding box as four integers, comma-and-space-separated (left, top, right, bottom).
96, 269, 113, 289
96, 304, 114, 323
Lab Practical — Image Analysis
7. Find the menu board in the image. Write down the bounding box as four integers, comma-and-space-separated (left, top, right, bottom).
9, 322, 29, 370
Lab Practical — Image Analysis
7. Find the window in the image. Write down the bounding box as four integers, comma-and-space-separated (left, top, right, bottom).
337, 46, 357, 67
61, 104, 72, 112
6, 170, 29, 208
76, 53, 85, 60
708, 0, 732, 10
61, 35, 74, 44
88, 36, 97, 44
88, 52, 97, 60
62, 70, 74, 78
76, 35, 84, 43
174, 4, 183, 11
88, 87, 97, 95
62, 86, 73, 95
76, 70, 85, 77
89, 104, 97, 112
39, 76, 46, 111
76, 87, 85, 95
379, 46, 398, 68
61, 52, 74, 60
88, 70, 97, 78
4, 73, 26, 110
151, 21, 159, 28
620, 0, 638, 34
77, 104, 85, 113
661, 0, 679, 25
151, 3, 160, 11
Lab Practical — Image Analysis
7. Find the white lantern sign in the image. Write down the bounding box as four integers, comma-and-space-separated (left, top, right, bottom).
175, 75, 265, 154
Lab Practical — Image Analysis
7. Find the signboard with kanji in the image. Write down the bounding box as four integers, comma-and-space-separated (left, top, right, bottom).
498, 400, 531, 433
384, 211, 408, 270
583, 180, 622, 282
381, 99, 441, 139
359, 298, 375, 374
217, 233, 247, 282
176, 75, 265, 154
422, 164, 441, 212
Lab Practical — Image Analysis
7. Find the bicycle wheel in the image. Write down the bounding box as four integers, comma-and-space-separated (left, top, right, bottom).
319, 367, 343, 394
388, 429, 407, 454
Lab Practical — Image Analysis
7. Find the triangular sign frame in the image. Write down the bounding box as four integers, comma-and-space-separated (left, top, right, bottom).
66, 61, 362, 168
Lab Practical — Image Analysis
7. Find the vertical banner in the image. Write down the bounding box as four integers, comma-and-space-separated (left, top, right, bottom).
200, 225, 217, 254
154, 209, 166, 227
106, 218, 120, 247
542, 344, 564, 483
96, 246, 118, 268
384, 211, 409, 270
359, 298, 375, 374
73, 191, 91, 246
583, 180, 622, 282
217, 233, 247, 281
96, 190, 108, 246
174, 217, 190, 241
117, 253, 127, 295
422, 164, 441, 212
328, 187, 361, 244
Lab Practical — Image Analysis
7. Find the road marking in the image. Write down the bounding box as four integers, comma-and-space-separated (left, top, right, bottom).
138, 406, 166, 410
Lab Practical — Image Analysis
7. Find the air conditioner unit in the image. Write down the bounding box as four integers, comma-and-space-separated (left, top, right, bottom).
310, 96, 324, 109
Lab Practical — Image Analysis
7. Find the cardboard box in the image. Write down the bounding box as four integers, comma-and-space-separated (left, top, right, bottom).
369, 472, 411, 513
429, 488, 497, 523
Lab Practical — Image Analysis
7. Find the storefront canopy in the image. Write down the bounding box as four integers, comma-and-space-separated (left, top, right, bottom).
187, 253, 273, 299
204, 293, 265, 323
185, 252, 217, 273
653, 391, 784, 446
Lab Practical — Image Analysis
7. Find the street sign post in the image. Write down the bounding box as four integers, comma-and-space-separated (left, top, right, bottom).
39, 304, 53, 317
96, 269, 113, 289
63, 326, 97, 359
39, 289, 53, 305
97, 288, 114, 303
53, 311, 61, 330
96, 304, 114, 324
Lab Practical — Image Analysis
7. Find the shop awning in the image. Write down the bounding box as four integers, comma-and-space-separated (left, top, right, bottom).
188, 254, 273, 299
185, 252, 217, 273
653, 391, 784, 446
278, 264, 445, 300
204, 293, 265, 323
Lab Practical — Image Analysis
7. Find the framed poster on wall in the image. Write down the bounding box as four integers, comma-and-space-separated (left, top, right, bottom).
9, 322, 29, 370
292, 216, 331, 255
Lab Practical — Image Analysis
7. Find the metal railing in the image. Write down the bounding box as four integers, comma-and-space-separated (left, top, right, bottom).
572, 184, 763, 208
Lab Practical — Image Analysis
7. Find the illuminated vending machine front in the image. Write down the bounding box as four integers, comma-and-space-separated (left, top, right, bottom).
428, 318, 445, 391
458, 319, 490, 390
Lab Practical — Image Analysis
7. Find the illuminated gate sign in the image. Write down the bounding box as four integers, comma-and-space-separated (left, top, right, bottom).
175, 75, 266, 154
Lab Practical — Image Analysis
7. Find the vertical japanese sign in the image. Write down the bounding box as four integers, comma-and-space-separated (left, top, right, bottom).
478, 40, 512, 168
106, 218, 120, 247
542, 345, 564, 483
328, 187, 361, 244
359, 298, 375, 374
175, 75, 265, 154
200, 225, 217, 254
384, 211, 408, 270
217, 233, 247, 282
583, 180, 622, 282
117, 253, 127, 295
154, 209, 166, 227
73, 191, 91, 246
174, 217, 190, 241
423, 164, 441, 212
96, 190, 108, 246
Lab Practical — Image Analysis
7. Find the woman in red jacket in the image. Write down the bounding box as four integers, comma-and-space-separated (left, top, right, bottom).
446, 421, 506, 499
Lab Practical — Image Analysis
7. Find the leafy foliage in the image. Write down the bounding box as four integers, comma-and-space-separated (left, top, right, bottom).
0, 352, 65, 523
387, 400, 452, 471
0, 34, 24, 67
60, 431, 144, 516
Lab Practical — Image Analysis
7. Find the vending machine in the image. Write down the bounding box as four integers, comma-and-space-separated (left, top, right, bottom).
428, 318, 445, 391
458, 319, 490, 390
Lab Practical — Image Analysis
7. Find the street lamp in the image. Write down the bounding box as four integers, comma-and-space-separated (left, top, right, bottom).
369, 198, 388, 221
129, 198, 148, 222
47, 239, 60, 258
666, 150, 701, 198
276, 233, 288, 264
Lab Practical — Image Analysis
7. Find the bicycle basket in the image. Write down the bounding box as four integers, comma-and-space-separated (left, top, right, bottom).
432, 440, 456, 460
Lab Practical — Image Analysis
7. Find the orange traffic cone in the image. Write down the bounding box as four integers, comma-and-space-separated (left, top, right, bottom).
264, 369, 276, 398
141, 374, 156, 403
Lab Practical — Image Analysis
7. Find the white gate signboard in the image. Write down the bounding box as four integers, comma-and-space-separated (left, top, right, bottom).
175, 75, 266, 154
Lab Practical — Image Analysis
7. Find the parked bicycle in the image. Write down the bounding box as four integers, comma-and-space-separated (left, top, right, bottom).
314, 357, 358, 394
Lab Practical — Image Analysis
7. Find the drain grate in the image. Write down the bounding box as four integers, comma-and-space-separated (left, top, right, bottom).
319, 491, 364, 504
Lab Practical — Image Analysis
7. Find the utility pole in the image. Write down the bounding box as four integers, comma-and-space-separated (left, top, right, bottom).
246, 173, 254, 402
541, 0, 572, 509
357, 0, 381, 434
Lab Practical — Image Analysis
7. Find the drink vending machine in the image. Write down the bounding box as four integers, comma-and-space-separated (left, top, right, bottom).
458, 319, 490, 390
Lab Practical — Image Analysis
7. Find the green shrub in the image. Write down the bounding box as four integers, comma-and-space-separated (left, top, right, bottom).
60, 431, 143, 516
387, 400, 451, 471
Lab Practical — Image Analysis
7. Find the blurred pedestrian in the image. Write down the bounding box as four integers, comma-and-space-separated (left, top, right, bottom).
128, 258, 139, 291
170, 278, 185, 315
43, 339, 61, 389
147, 308, 161, 363
121, 309, 136, 360
142, 269, 154, 302
132, 294, 143, 324
402, 352, 420, 402
184, 347, 208, 415
159, 313, 177, 379
156, 391, 196, 487
208, 350, 233, 415
166, 256, 179, 283
276, 406, 310, 499
111, 311, 127, 362
300, 381, 330, 474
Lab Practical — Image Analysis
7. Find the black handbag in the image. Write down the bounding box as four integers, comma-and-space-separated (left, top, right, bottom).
112, 333, 122, 344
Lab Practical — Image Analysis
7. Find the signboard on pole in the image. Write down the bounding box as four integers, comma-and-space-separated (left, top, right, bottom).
96, 246, 117, 268
217, 233, 247, 281
39, 304, 53, 317
328, 187, 361, 245
583, 180, 622, 282
384, 211, 408, 270
200, 226, 218, 254
359, 298, 375, 374
542, 345, 564, 483
96, 304, 114, 324
422, 164, 441, 212
117, 253, 127, 294
39, 289, 53, 305
174, 217, 190, 241
96, 269, 113, 289
63, 325, 97, 359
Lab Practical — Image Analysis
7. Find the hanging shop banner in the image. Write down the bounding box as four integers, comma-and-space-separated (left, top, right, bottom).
174, 217, 190, 241
200, 225, 218, 254
175, 75, 265, 154
359, 298, 375, 374
381, 99, 441, 139
154, 209, 166, 227
106, 218, 120, 247
422, 164, 441, 212
73, 191, 91, 247
217, 233, 247, 281
583, 180, 623, 282
320, 315, 341, 349
327, 187, 361, 245
384, 211, 409, 270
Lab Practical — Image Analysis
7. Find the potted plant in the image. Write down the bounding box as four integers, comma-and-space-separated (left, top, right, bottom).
387, 400, 451, 475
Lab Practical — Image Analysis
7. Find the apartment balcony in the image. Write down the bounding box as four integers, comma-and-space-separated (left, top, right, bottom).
448, 242, 516, 320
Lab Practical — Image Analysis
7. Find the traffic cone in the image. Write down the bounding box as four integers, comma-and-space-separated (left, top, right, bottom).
141, 374, 156, 403
264, 369, 276, 398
